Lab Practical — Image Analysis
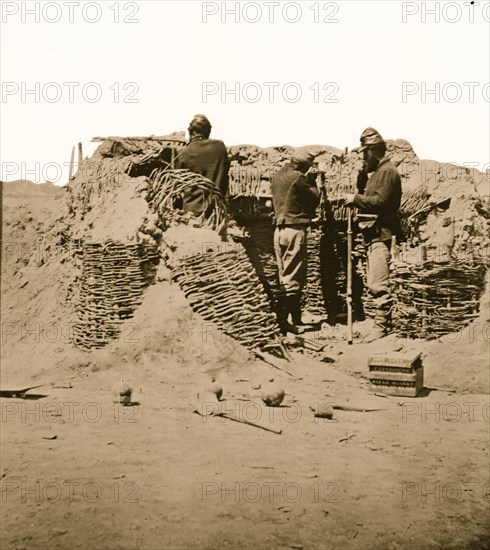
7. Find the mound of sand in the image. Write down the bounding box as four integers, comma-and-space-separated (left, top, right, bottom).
1, 137, 488, 393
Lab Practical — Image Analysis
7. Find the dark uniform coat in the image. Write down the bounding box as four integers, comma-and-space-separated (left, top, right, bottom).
175, 138, 230, 215
271, 164, 319, 226
352, 157, 402, 244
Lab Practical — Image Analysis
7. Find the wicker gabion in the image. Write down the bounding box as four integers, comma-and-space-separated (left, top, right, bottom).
228, 165, 265, 197
72, 240, 159, 349
233, 220, 279, 304
171, 246, 283, 354
303, 227, 325, 316
317, 227, 368, 321
398, 186, 431, 243
67, 157, 133, 217
148, 168, 227, 234
392, 256, 487, 339
233, 221, 367, 322
320, 155, 360, 222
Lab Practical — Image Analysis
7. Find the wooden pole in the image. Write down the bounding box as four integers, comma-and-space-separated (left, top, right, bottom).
345, 147, 353, 345
78, 142, 83, 166
347, 207, 353, 345
68, 146, 75, 180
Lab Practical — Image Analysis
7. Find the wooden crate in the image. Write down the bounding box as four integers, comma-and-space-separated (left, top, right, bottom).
368, 351, 424, 397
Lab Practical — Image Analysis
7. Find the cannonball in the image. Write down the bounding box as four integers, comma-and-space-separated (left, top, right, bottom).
208, 377, 223, 401
114, 380, 132, 406
261, 379, 285, 407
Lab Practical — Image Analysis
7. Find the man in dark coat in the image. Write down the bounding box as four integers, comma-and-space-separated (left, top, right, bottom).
343, 128, 402, 342
175, 114, 230, 218
271, 147, 320, 333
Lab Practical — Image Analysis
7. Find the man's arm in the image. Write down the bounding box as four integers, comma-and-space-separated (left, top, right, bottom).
352, 170, 400, 213
214, 142, 230, 197
296, 174, 320, 214
220, 154, 230, 197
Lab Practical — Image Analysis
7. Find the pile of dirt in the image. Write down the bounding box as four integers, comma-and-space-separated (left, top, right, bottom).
229, 139, 490, 257
2, 179, 66, 197
1, 145, 489, 550
0, 179, 257, 387
1, 135, 488, 391
228, 143, 342, 173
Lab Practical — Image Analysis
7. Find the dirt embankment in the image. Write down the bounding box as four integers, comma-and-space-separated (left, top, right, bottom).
1, 156, 489, 550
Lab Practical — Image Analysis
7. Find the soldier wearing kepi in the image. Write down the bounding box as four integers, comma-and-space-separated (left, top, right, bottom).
343, 128, 402, 342
271, 147, 320, 333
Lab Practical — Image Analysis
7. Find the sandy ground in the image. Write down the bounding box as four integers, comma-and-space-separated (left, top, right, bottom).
1, 186, 489, 549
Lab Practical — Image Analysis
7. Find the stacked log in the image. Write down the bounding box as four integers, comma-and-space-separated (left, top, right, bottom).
321, 155, 360, 222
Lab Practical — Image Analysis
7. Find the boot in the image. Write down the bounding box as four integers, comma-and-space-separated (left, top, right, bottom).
288, 295, 318, 333
276, 295, 290, 335
363, 306, 391, 343
288, 294, 303, 326
363, 326, 387, 343
276, 295, 304, 335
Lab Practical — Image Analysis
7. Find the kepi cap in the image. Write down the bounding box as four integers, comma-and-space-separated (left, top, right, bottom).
355, 127, 385, 153
292, 146, 317, 165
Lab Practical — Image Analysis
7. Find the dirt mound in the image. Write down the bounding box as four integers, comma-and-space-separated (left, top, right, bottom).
1, 135, 488, 392
229, 143, 342, 169
1, 139, 489, 550
2, 180, 65, 197
229, 139, 490, 258
1, 181, 256, 386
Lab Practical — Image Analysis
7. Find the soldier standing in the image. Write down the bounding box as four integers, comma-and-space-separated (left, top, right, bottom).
271, 147, 320, 333
343, 128, 402, 342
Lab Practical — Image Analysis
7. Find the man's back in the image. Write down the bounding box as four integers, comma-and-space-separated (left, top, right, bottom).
177, 138, 229, 196
271, 164, 319, 226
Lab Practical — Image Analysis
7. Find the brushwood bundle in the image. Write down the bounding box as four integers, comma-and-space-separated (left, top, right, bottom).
149, 168, 228, 233
303, 227, 326, 316
73, 240, 159, 349
320, 155, 359, 222
392, 256, 487, 339
228, 165, 264, 197
398, 186, 431, 243
171, 246, 284, 355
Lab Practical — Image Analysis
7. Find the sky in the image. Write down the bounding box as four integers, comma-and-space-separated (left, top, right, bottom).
1, 0, 489, 184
